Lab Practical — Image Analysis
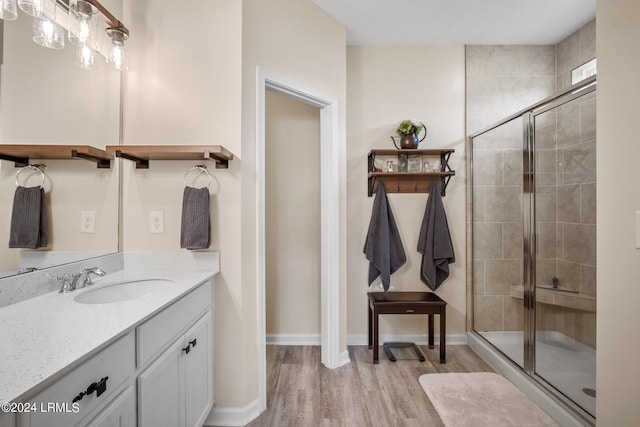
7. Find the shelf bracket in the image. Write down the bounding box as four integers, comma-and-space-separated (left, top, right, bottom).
204, 150, 228, 169
115, 150, 149, 169
440, 174, 452, 197
71, 150, 111, 169
0, 153, 29, 168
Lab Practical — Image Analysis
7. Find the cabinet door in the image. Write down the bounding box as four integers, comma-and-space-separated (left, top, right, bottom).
138, 338, 186, 427
184, 311, 213, 427
86, 386, 136, 427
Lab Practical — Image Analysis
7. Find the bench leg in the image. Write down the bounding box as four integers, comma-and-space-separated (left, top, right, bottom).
373, 311, 379, 364
440, 308, 446, 364
428, 314, 435, 349
368, 304, 373, 350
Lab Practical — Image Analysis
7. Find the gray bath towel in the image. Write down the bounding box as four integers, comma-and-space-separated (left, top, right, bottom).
364, 182, 406, 291
417, 181, 455, 291
9, 186, 48, 249
180, 186, 211, 250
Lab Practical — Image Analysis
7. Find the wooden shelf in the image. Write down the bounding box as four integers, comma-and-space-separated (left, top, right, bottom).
367, 148, 455, 196
105, 145, 233, 169
0, 144, 112, 168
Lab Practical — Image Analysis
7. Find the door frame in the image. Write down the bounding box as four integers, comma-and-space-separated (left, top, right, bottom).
255, 67, 344, 411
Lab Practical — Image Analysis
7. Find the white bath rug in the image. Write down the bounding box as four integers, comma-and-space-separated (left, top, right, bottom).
419, 372, 559, 427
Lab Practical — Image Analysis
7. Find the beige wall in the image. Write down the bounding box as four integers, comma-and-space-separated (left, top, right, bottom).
121, 0, 244, 409
265, 91, 321, 335
346, 46, 466, 337
241, 0, 347, 407
596, 1, 640, 424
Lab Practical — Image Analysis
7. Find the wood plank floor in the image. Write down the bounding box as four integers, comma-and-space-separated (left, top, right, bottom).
241, 345, 494, 427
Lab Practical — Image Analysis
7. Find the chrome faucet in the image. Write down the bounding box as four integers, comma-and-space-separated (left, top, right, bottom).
57, 267, 106, 293
72, 267, 106, 290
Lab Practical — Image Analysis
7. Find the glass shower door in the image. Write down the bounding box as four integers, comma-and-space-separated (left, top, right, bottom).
472, 117, 525, 368
532, 90, 597, 417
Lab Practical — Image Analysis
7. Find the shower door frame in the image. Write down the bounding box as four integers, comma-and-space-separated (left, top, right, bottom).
467, 75, 597, 425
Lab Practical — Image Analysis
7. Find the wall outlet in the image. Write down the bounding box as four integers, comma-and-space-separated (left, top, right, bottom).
80, 211, 95, 233
149, 211, 164, 234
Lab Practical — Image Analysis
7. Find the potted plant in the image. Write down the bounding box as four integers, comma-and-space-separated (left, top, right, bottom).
392, 120, 426, 149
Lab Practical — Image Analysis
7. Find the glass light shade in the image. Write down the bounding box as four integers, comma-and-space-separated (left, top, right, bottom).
107, 28, 128, 71
33, 18, 65, 49
68, 0, 97, 48
0, 0, 18, 20
75, 44, 100, 70
18, 0, 48, 17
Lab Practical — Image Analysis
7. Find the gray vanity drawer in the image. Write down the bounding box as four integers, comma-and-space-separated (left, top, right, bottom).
136, 280, 211, 368
21, 332, 135, 427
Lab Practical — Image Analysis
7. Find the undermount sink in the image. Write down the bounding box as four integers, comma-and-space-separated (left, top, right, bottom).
74, 279, 176, 304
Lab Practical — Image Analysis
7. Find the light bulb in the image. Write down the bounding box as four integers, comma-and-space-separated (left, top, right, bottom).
68, 0, 97, 48
107, 27, 128, 71
75, 44, 100, 70
0, 0, 18, 20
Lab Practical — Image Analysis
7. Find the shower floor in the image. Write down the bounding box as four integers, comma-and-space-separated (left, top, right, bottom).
479, 330, 596, 416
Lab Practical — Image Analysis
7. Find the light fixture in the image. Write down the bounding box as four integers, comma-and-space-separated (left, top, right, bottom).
1, 0, 129, 71
75, 44, 99, 70
18, 0, 47, 17
33, 16, 64, 49
68, 0, 97, 48
106, 26, 127, 71
0, 0, 18, 20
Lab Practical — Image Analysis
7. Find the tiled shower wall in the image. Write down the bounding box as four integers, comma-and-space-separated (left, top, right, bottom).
468, 20, 597, 349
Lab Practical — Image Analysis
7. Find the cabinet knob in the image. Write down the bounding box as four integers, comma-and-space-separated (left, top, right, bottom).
182, 345, 191, 354
189, 339, 197, 348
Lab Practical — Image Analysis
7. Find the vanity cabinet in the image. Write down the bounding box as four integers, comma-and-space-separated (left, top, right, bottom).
12, 278, 214, 427
138, 312, 213, 427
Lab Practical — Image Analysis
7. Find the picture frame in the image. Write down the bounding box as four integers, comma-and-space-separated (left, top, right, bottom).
407, 155, 421, 172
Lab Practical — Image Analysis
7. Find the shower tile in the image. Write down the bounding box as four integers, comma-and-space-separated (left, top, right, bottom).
473, 186, 486, 222
482, 45, 520, 76
560, 310, 577, 340
474, 260, 485, 295
503, 296, 523, 332
537, 222, 558, 259
536, 259, 558, 288
534, 110, 557, 149
465, 45, 486, 77
579, 19, 597, 64
503, 150, 523, 184
467, 109, 485, 135
581, 265, 597, 298
485, 186, 522, 222
557, 184, 581, 223
474, 296, 504, 332
575, 312, 596, 350
473, 223, 503, 260
556, 30, 580, 74
535, 185, 557, 222
536, 303, 560, 332
580, 95, 597, 143
505, 76, 555, 113
503, 222, 524, 259
563, 223, 596, 266
485, 259, 522, 295
519, 45, 556, 77
557, 102, 581, 147
535, 150, 558, 186
562, 142, 596, 184
556, 71, 571, 92
472, 150, 503, 185
557, 260, 581, 292
581, 183, 596, 224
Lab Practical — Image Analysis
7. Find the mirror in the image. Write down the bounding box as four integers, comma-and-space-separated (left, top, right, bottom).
0, 6, 121, 280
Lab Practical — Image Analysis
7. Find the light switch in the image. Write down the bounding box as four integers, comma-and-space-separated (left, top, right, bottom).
636, 211, 640, 249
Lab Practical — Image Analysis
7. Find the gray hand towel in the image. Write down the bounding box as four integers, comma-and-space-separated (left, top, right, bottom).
9, 186, 48, 249
363, 182, 407, 291
417, 181, 455, 291
180, 186, 211, 250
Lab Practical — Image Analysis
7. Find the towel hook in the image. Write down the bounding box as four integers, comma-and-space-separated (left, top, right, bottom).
184, 164, 212, 189
15, 164, 46, 188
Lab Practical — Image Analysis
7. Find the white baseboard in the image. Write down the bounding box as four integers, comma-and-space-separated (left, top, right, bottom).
266, 334, 321, 345
347, 333, 468, 346
204, 399, 261, 427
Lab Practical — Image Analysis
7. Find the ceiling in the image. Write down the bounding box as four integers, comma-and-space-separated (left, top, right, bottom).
311, 0, 596, 45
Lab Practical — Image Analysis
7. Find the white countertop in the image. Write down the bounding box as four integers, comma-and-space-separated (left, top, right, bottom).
0, 268, 217, 404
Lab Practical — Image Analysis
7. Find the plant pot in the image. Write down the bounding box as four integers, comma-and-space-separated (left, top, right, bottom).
400, 134, 419, 149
